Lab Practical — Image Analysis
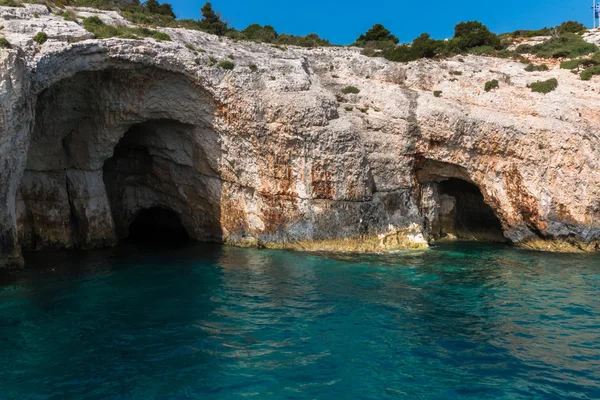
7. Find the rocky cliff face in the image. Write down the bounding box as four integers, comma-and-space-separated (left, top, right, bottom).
1, 4, 599, 266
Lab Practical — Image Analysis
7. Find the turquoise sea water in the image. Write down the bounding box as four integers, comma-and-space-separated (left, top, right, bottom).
0, 242, 599, 399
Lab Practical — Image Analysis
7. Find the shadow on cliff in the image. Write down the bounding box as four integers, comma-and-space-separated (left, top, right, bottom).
18, 67, 226, 251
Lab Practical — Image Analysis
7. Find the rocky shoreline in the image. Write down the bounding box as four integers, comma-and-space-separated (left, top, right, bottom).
1, 4, 599, 267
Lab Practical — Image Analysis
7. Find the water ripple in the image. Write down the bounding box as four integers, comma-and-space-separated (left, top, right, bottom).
0, 242, 598, 399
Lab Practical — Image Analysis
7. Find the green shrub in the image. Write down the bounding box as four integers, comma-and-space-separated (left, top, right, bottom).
222, 23, 330, 47
451, 21, 501, 52
590, 51, 600, 64
515, 44, 533, 54
524, 63, 549, 72
249, 63, 258, 72
560, 59, 581, 69
0, 37, 11, 49
484, 79, 499, 92
410, 32, 447, 58
185, 43, 195, 51
275, 32, 330, 47
528, 78, 558, 93
495, 49, 514, 59
529, 33, 597, 59
242, 24, 278, 43
449, 70, 462, 75
341, 85, 360, 94
581, 65, 600, 80
557, 21, 587, 34
433, 90, 442, 97
508, 21, 586, 38
33, 32, 48, 45
381, 21, 501, 63
227, 54, 234, 59
514, 54, 531, 64
353, 24, 399, 47
209, 56, 217, 65
467, 45, 496, 55
82, 16, 171, 41
217, 60, 235, 70
199, 2, 228, 36
0, 0, 23, 6
384, 33, 447, 62
344, 106, 353, 111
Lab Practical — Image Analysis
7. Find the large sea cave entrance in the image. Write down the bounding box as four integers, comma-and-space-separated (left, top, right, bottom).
418, 160, 507, 243
17, 66, 224, 252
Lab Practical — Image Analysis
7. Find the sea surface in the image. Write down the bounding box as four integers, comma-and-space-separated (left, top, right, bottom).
0, 242, 599, 399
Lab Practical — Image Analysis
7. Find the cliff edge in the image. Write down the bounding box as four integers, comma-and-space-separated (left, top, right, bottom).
1, 4, 599, 266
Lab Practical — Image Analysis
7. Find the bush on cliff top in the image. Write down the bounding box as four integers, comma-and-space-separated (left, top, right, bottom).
357, 20, 505, 63
0, 0, 23, 6
507, 20, 586, 38
82, 15, 170, 41
517, 33, 597, 59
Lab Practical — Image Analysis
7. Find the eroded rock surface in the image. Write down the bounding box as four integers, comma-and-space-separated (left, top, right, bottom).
1, 4, 599, 266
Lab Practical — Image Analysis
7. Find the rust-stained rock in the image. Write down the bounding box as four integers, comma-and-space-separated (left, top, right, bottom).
0, 4, 599, 267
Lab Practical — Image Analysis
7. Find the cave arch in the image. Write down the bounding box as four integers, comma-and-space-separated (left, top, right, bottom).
102, 120, 223, 243
417, 159, 507, 243
18, 66, 224, 251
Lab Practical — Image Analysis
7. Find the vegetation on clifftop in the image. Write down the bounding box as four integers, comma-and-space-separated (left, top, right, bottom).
82, 15, 170, 40
5, 0, 600, 81
24, 0, 331, 47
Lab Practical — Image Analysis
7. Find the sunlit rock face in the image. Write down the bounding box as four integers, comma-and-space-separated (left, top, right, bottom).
1, 4, 599, 266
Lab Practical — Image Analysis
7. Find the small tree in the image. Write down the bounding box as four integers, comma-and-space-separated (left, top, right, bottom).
411, 33, 445, 58
144, 0, 159, 12
451, 21, 500, 52
201, 2, 227, 36
354, 24, 399, 47
558, 21, 586, 34
243, 24, 278, 43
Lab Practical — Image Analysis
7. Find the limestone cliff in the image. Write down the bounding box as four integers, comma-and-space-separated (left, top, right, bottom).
1, 4, 599, 266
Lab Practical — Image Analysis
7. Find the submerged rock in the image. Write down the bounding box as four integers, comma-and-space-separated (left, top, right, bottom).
0, 4, 599, 266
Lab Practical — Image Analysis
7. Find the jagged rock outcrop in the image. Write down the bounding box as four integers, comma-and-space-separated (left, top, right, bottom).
1, 4, 599, 266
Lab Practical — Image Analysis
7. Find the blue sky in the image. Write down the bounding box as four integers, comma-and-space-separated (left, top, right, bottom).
167, 0, 593, 44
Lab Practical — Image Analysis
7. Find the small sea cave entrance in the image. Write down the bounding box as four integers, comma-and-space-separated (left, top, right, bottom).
419, 161, 507, 243
128, 207, 190, 245
435, 178, 506, 242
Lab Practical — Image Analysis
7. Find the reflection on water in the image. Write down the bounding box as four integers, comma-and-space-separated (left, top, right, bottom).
0, 242, 598, 399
